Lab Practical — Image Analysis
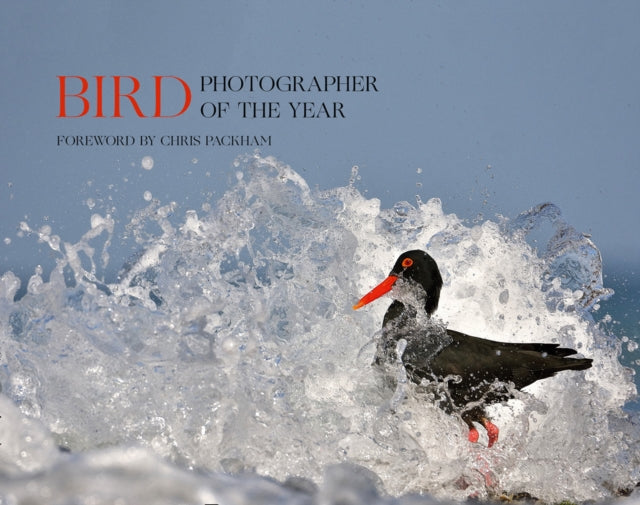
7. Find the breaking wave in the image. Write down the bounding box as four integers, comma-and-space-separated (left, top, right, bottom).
0, 154, 638, 504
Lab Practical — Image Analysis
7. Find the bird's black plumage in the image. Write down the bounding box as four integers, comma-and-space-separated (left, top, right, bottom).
355, 250, 592, 446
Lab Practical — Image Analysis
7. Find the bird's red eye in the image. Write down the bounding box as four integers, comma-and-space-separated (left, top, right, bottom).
402, 258, 413, 268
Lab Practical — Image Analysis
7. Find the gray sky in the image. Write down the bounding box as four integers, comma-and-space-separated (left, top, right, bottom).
1, 1, 639, 282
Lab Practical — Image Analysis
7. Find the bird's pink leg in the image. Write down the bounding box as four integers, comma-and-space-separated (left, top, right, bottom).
482, 418, 499, 447
468, 426, 479, 443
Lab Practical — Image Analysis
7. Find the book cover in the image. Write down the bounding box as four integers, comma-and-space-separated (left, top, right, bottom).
1, 2, 639, 503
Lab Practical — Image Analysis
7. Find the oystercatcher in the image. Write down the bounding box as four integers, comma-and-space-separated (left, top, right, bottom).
353, 250, 592, 447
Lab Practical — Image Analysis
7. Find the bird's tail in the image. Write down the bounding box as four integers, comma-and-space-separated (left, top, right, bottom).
556, 356, 592, 371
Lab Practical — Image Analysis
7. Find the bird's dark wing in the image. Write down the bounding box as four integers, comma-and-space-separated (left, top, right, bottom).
427, 329, 592, 390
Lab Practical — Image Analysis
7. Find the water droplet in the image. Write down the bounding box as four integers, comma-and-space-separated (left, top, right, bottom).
349, 165, 359, 185
141, 156, 154, 170
90, 214, 104, 229
143, 191, 153, 202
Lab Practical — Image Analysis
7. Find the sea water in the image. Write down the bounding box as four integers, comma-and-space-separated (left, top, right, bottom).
0, 154, 638, 504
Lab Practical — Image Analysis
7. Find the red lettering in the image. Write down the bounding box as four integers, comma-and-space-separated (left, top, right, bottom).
57, 75, 192, 118
94, 75, 105, 118
113, 76, 145, 118
153, 76, 192, 118
57, 76, 90, 117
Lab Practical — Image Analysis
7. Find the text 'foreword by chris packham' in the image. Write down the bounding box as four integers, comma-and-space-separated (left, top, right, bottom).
56, 75, 379, 119
55, 135, 271, 147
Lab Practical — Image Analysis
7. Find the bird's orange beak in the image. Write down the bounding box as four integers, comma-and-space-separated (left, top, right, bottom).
353, 275, 398, 310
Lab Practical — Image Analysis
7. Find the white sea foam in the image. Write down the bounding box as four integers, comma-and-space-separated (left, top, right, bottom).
0, 154, 638, 504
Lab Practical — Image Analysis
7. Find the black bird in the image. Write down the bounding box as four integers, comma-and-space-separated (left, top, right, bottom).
353, 250, 592, 447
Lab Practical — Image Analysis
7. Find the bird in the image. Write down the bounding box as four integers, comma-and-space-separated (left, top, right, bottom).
353, 250, 592, 447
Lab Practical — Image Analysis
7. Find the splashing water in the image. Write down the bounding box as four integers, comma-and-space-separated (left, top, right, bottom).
0, 154, 638, 504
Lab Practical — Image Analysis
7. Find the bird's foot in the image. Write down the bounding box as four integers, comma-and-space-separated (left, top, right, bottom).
467, 419, 499, 447
474, 454, 497, 489
482, 418, 499, 448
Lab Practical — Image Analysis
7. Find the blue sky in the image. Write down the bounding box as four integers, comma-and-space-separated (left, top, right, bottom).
1, 1, 639, 283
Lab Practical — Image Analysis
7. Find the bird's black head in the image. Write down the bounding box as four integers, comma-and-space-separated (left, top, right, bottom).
353, 250, 443, 319
389, 250, 443, 315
